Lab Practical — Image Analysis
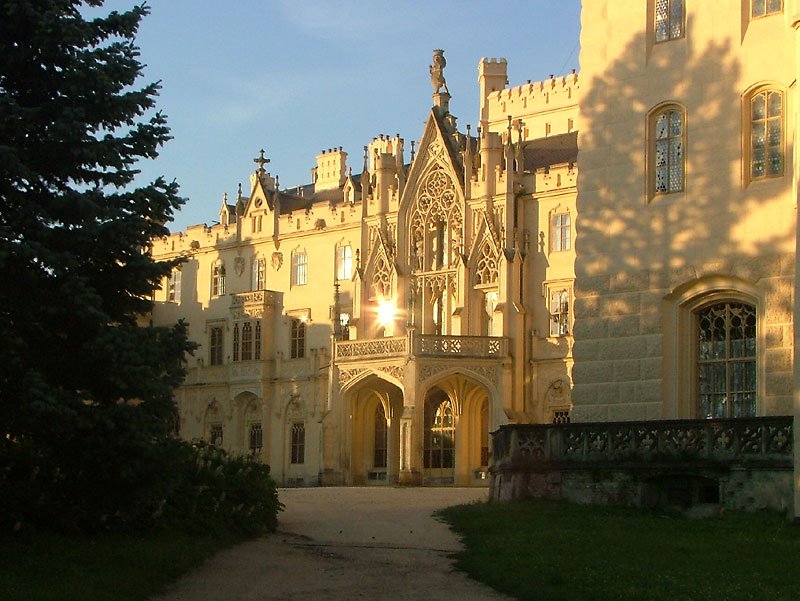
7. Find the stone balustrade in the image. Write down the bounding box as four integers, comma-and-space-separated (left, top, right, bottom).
335, 332, 509, 362
335, 336, 408, 361
490, 417, 793, 511
492, 416, 792, 467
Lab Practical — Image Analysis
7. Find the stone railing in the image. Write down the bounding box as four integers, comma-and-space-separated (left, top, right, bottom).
492, 416, 793, 468
183, 362, 264, 385
335, 336, 408, 361
414, 335, 508, 358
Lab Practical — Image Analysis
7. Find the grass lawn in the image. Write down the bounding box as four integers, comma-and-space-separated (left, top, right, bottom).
0, 530, 243, 601
438, 499, 800, 601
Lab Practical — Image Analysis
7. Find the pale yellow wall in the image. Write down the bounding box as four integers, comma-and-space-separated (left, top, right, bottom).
573, 0, 796, 421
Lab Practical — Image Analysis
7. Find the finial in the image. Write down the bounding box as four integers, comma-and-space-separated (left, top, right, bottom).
275, 175, 280, 190
237, 182, 243, 199
223, 191, 228, 204
410, 140, 416, 162
253, 148, 270, 175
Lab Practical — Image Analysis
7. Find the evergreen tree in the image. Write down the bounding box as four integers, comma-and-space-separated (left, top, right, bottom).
0, 0, 195, 529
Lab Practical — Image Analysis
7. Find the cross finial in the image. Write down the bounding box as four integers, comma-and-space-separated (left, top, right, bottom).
253, 148, 270, 174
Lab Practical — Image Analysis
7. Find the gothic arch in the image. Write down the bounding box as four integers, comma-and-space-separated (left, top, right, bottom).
340, 366, 404, 395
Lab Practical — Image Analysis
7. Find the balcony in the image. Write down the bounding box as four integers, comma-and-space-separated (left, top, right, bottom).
334, 332, 509, 363
183, 362, 264, 385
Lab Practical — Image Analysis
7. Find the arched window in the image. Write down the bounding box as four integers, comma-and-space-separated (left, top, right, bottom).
696, 301, 756, 418
373, 404, 387, 469
748, 88, 784, 181
424, 397, 455, 469
649, 105, 685, 197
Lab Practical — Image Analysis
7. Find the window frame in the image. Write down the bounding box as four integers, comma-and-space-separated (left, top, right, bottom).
167, 267, 181, 302
336, 244, 353, 281
291, 251, 308, 286
252, 257, 266, 290
290, 422, 305, 464
654, 0, 685, 43
551, 212, 571, 252
549, 288, 571, 337
209, 325, 224, 366
647, 103, 686, 201
662, 278, 765, 419
248, 422, 263, 454
211, 263, 226, 297
290, 317, 306, 359
751, 0, 782, 19
695, 301, 757, 419
744, 86, 785, 184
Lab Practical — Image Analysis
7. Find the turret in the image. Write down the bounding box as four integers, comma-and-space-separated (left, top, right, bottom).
478, 58, 508, 126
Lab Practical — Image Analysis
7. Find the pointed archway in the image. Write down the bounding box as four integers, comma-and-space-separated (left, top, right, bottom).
420, 372, 492, 486
343, 373, 403, 485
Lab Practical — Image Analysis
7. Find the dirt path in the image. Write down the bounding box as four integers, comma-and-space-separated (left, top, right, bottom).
151, 487, 511, 600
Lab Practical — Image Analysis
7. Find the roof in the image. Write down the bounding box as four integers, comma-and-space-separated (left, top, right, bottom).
521, 131, 578, 171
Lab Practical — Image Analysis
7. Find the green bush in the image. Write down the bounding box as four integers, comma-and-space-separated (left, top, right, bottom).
0, 423, 282, 536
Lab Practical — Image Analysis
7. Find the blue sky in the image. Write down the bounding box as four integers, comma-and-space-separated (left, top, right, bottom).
111, 1, 581, 231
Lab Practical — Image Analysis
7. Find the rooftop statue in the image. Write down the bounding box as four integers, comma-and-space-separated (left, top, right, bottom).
429, 49, 449, 95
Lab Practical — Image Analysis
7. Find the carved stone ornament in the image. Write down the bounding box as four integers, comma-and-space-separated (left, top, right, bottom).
234, 256, 245, 277
272, 252, 283, 271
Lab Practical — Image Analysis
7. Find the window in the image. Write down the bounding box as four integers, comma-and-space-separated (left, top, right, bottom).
241, 322, 253, 361
167, 268, 181, 302
249, 423, 263, 453
254, 322, 262, 360
232, 323, 239, 362
212, 264, 226, 296
290, 318, 306, 359
210, 424, 223, 446
552, 213, 571, 252
751, 0, 782, 18
209, 326, 224, 366
374, 404, 387, 469
338, 312, 350, 340
424, 397, 455, 469
336, 245, 353, 281
652, 107, 684, 194
696, 302, 756, 418
655, 0, 684, 42
291, 251, 308, 286
290, 422, 305, 464
749, 89, 783, 180
550, 289, 570, 337
252, 257, 266, 290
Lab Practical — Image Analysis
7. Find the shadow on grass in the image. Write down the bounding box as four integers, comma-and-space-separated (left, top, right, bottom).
437, 499, 799, 601
0, 530, 244, 601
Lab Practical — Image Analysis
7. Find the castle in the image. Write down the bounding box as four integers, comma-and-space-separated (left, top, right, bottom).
150, 0, 797, 500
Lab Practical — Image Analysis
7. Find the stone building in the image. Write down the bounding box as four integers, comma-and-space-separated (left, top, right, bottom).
151, 0, 797, 503
150, 52, 579, 486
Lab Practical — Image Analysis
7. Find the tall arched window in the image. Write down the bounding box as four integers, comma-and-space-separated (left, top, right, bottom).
649, 105, 685, 197
748, 88, 783, 181
373, 404, 387, 469
424, 397, 455, 469
696, 301, 756, 418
